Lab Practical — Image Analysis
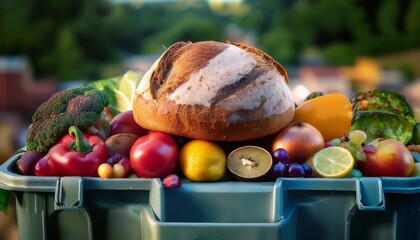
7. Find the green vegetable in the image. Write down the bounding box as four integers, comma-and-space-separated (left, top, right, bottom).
350, 90, 416, 145
26, 86, 109, 154
304, 91, 324, 101
86, 70, 143, 117
412, 123, 420, 145
0, 189, 11, 215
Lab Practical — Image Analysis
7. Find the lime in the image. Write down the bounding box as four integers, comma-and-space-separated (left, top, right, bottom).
312, 146, 355, 178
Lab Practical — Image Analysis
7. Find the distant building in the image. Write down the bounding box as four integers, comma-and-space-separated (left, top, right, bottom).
377, 70, 405, 92
0, 56, 32, 110
298, 66, 352, 97
0, 56, 59, 161
0, 56, 58, 114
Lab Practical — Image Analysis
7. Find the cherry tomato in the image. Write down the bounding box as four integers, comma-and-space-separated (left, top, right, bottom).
110, 110, 148, 136
112, 163, 127, 178
98, 163, 113, 178
130, 132, 179, 178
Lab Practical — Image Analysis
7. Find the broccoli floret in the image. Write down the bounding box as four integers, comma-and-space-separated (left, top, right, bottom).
26, 86, 109, 153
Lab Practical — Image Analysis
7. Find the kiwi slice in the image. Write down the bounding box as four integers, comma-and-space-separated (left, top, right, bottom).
227, 146, 273, 181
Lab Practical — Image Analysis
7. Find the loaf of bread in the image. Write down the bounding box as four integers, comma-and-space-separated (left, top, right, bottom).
133, 41, 295, 141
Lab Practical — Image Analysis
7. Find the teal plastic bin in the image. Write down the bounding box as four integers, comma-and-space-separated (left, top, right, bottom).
0, 153, 419, 240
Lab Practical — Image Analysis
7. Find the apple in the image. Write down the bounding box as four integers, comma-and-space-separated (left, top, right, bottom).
359, 139, 414, 177
109, 110, 148, 136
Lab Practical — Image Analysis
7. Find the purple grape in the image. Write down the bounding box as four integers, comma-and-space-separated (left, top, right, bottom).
106, 153, 127, 165
272, 162, 288, 177
301, 162, 313, 177
288, 162, 305, 178
163, 174, 181, 188
272, 148, 289, 163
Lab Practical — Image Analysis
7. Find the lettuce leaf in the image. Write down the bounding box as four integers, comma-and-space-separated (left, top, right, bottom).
86, 71, 143, 117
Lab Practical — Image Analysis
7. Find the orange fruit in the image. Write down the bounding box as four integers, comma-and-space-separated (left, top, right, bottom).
179, 140, 226, 181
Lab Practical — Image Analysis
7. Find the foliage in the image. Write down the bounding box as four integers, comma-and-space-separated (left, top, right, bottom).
0, 189, 11, 215
244, 0, 420, 69
0, 0, 419, 80
141, 12, 224, 54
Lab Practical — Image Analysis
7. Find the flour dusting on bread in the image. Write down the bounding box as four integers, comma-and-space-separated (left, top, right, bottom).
168, 45, 257, 107
219, 70, 293, 120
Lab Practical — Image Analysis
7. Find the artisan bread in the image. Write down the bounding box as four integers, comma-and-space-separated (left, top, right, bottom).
133, 41, 295, 141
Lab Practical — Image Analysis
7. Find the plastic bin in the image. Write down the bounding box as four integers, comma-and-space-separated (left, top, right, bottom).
0, 153, 419, 240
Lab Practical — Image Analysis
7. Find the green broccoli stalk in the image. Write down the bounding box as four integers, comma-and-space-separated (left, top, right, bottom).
350, 90, 416, 145
26, 86, 109, 154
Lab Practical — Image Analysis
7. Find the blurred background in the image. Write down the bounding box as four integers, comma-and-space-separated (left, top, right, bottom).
0, 0, 419, 238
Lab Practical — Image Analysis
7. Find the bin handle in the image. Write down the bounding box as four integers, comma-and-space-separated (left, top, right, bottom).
54, 177, 83, 210
356, 178, 385, 210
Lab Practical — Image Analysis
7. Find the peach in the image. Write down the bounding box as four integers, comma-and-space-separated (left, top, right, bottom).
359, 139, 414, 177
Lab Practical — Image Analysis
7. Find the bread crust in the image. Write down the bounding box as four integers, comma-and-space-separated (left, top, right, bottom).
133, 41, 295, 141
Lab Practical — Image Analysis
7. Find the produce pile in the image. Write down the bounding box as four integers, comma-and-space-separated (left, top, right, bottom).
14, 70, 420, 187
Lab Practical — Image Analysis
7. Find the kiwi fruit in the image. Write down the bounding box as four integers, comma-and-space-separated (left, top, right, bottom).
227, 146, 273, 181
105, 133, 139, 157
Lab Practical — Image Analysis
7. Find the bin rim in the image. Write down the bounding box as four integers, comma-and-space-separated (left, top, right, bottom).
0, 153, 162, 192
0, 152, 419, 193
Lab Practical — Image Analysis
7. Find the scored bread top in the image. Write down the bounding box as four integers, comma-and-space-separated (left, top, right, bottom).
136, 41, 293, 121
134, 41, 295, 141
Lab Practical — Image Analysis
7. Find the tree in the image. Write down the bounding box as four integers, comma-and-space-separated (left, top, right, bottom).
405, 0, 420, 32
0, 0, 114, 80
2, 0, 420, 80
377, 0, 400, 35
141, 12, 224, 54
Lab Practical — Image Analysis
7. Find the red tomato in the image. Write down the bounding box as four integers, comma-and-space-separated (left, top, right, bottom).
129, 132, 179, 178
110, 110, 148, 136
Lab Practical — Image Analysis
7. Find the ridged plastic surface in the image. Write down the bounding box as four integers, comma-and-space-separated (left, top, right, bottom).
1, 154, 419, 240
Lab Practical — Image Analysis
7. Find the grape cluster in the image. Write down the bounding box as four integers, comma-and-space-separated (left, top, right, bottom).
328, 130, 368, 162
271, 148, 313, 178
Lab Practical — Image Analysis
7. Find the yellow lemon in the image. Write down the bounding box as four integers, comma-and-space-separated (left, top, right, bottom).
179, 140, 226, 181
312, 146, 354, 178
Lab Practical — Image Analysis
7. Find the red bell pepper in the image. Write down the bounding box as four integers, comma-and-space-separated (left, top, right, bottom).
35, 126, 108, 177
